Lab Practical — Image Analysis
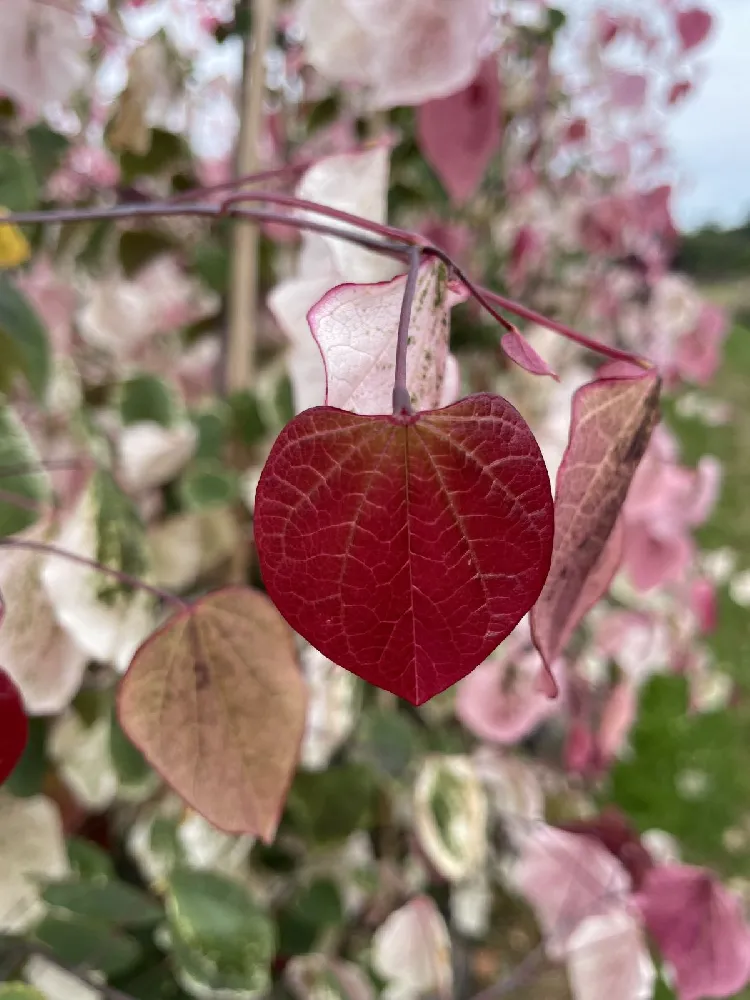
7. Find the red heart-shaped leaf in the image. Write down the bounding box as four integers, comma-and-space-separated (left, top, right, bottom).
254, 394, 554, 705
0, 667, 28, 784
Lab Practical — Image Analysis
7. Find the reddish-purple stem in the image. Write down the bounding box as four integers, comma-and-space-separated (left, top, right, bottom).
5, 199, 650, 368
0, 537, 188, 610
393, 247, 421, 415
219, 189, 416, 245
7, 204, 409, 261
480, 287, 652, 368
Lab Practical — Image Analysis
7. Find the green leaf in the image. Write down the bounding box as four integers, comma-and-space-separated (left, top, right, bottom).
67, 837, 116, 881
191, 240, 229, 295
119, 374, 179, 428
110, 707, 153, 789
0, 404, 50, 537
166, 867, 275, 997
33, 914, 142, 977
115, 964, 192, 1000
118, 230, 176, 279
354, 708, 425, 779
274, 373, 295, 426
42, 878, 162, 928
192, 405, 228, 461
0, 985, 46, 1000
120, 129, 185, 183
0, 274, 50, 398
0, 149, 38, 212
227, 391, 267, 448
26, 124, 70, 184
286, 764, 377, 844
278, 879, 343, 955
93, 470, 150, 600
609, 674, 750, 874
2, 717, 47, 797
179, 459, 240, 510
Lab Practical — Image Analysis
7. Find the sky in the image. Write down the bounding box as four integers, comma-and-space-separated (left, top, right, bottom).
560, 0, 749, 232
666, 0, 750, 231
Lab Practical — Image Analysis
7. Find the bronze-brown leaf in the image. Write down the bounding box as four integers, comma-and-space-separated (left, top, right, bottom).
117, 587, 307, 842
531, 371, 661, 689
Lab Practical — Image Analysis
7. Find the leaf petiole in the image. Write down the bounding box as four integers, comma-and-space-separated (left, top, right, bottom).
393, 247, 422, 415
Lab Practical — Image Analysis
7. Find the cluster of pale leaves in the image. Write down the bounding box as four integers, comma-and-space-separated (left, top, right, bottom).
0, 4, 739, 1000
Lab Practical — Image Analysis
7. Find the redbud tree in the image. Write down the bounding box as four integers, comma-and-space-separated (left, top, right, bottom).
0, 2, 744, 999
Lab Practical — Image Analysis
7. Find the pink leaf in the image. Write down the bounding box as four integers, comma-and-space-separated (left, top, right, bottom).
638, 865, 750, 1000
609, 71, 648, 110
514, 825, 632, 958
668, 80, 693, 105
416, 59, 501, 205
254, 395, 554, 705
531, 374, 660, 689
676, 8, 713, 51
597, 680, 637, 764
456, 644, 564, 744
501, 329, 559, 380
308, 258, 466, 415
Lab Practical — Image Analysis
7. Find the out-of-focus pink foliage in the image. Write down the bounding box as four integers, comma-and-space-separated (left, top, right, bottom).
456, 627, 564, 744
416, 59, 501, 205
622, 426, 721, 592
0, 0, 89, 118
298, 0, 493, 109
676, 7, 713, 52
638, 865, 750, 1000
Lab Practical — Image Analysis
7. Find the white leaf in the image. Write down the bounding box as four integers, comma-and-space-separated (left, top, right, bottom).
471, 747, 544, 844
286, 954, 375, 1000
301, 645, 361, 771
49, 711, 118, 811
0, 523, 87, 715
451, 871, 492, 938
147, 509, 239, 592
299, 0, 492, 110
297, 146, 396, 283
268, 276, 336, 413
309, 259, 465, 414
41, 486, 155, 672
176, 812, 254, 875
566, 908, 656, 1000
372, 896, 452, 999
0, 0, 88, 117
0, 793, 69, 933
413, 755, 488, 882
269, 147, 399, 414
25, 955, 102, 1000
118, 420, 198, 492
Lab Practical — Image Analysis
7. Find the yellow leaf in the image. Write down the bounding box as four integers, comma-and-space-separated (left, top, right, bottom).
0, 209, 30, 269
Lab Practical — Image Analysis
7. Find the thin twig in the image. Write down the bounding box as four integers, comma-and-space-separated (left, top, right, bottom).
226, 0, 277, 392
6, 200, 650, 368
478, 285, 653, 368
220, 189, 416, 245
9, 203, 409, 260
393, 247, 421, 415
0, 538, 188, 610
